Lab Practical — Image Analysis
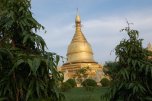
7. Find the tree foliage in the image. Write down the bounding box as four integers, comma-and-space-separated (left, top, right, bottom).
82, 79, 97, 87
0, 0, 63, 101
101, 25, 152, 101
100, 78, 110, 87
75, 67, 90, 84
60, 82, 72, 92
103, 61, 119, 80
66, 79, 77, 88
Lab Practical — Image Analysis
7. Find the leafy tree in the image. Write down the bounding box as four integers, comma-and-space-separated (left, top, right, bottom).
0, 0, 63, 101
82, 79, 97, 87
101, 25, 152, 101
66, 79, 77, 87
103, 61, 119, 80
81, 79, 97, 92
75, 67, 90, 84
60, 82, 72, 92
82, 79, 97, 92
100, 78, 110, 87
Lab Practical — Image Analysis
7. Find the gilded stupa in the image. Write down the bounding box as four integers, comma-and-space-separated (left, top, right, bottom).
61, 12, 103, 82
147, 43, 152, 52
147, 42, 152, 59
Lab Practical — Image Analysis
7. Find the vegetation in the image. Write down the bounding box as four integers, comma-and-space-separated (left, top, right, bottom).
60, 79, 76, 92
101, 25, 152, 101
75, 67, 90, 84
100, 78, 110, 87
0, 0, 63, 101
103, 61, 119, 80
66, 79, 77, 88
81, 79, 97, 87
60, 82, 72, 92
63, 87, 108, 101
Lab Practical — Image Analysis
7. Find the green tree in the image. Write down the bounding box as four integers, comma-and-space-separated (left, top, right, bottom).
75, 67, 90, 84
0, 0, 63, 101
82, 79, 97, 87
101, 25, 152, 101
66, 79, 77, 87
100, 78, 110, 87
60, 82, 72, 92
82, 79, 97, 92
103, 61, 119, 80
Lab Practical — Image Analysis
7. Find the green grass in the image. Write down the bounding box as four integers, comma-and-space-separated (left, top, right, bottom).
63, 87, 109, 101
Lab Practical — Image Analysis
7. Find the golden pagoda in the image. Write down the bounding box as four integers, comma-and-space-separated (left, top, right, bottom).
147, 42, 152, 59
61, 12, 103, 82
147, 43, 152, 52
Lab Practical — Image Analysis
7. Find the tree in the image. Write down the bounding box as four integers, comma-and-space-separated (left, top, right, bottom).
101, 25, 152, 101
0, 0, 63, 101
81, 79, 97, 92
100, 78, 110, 87
66, 79, 77, 87
81, 79, 97, 87
103, 61, 119, 80
60, 82, 72, 92
75, 67, 90, 84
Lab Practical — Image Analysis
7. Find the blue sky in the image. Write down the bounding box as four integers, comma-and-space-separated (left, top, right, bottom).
31, 0, 152, 65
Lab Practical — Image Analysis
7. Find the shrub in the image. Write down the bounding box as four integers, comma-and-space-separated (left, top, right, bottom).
100, 78, 110, 87
66, 79, 77, 87
61, 82, 72, 92
82, 79, 97, 87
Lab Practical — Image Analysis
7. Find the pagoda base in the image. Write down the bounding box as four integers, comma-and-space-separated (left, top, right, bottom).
60, 62, 103, 82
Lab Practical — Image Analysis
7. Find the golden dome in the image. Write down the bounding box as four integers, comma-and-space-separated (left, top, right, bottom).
66, 13, 95, 63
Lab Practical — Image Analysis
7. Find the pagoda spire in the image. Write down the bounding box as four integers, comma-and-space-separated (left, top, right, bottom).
71, 10, 87, 43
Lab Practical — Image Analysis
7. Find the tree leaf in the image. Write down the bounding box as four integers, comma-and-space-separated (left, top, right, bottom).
27, 58, 40, 76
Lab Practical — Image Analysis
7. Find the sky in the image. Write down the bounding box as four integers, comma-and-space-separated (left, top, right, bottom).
31, 0, 152, 65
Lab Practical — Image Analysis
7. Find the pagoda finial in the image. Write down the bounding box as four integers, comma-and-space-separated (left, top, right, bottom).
76, 8, 79, 15
75, 8, 81, 23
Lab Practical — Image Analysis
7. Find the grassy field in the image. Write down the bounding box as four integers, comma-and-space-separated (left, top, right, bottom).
63, 87, 109, 101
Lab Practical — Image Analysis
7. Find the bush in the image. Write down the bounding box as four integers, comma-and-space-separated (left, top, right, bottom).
100, 78, 110, 87
61, 82, 72, 92
66, 79, 77, 87
82, 79, 97, 87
